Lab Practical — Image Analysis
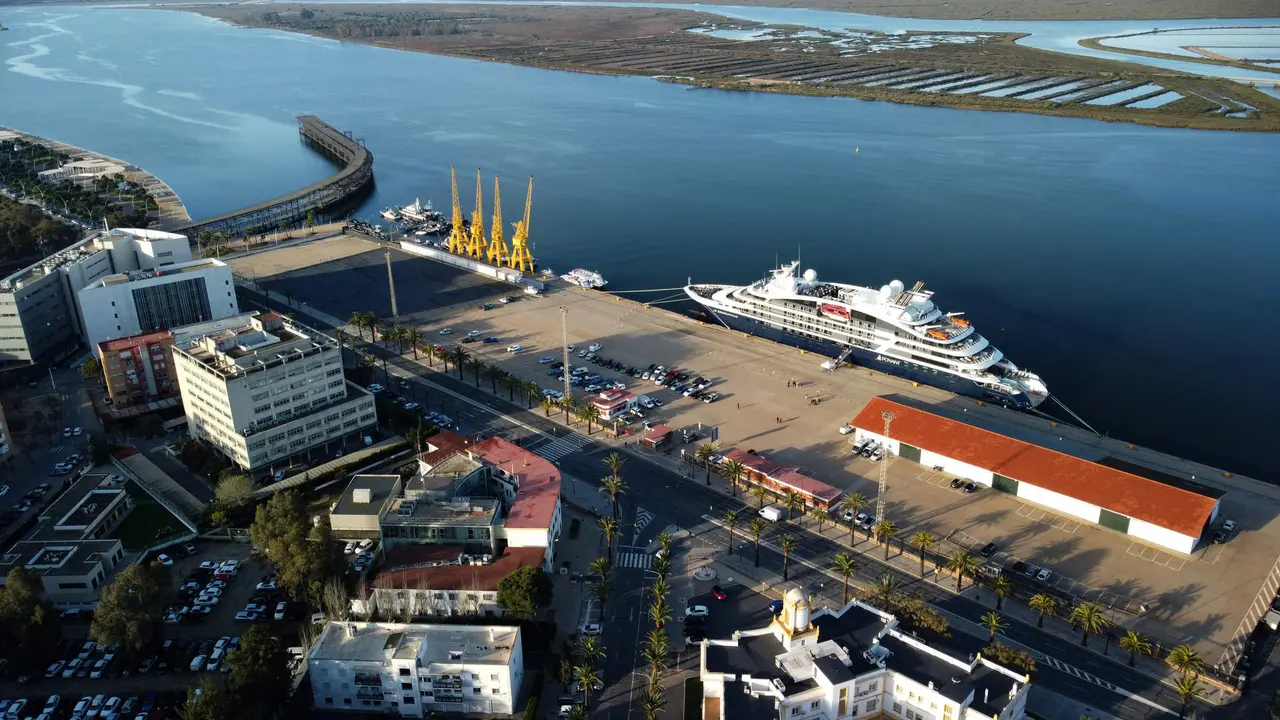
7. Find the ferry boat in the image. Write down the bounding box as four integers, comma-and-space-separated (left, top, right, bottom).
684, 261, 1049, 409
399, 198, 439, 223
561, 268, 608, 289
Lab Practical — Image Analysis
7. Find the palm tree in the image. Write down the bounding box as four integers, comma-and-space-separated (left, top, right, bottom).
433, 344, 449, 372
502, 374, 520, 402
648, 596, 671, 629
581, 403, 601, 434
467, 357, 484, 386
991, 575, 1012, 610
407, 328, 421, 359
779, 534, 798, 581
784, 490, 804, 520
657, 531, 674, 558
748, 518, 767, 568
910, 530, 936, 578
694, 443, 717, 483
484, 365, 504, 394
869, 572, 900, 609
1118, 630, 1150, 668
580, 634, 605, 669
576, 664, 601, 709
540, 396, 556, 417
947, 550, 979, 592
980, 611, 1007, 642
524, 381, 540, 408
839, 493, 867, 545
1173, 673, 1203, 718
334, 327, 347, 358
561, 397, 579, 424
390, 324, 407, 353
723, 510, 738, 555
1028, 593, 1057, 628
588, 556, 610, 582
749, 484, 770, 509
600, 474, 627, 518
603, 452, 625, 480
1070, 602, 1109, 648
719, 459, 746, 497
638, 688, 665, 720
348, 311, 367, 340
651, 577, 671, 605
833, 552, 859, 604
598, 517, 619, 563
451, 347, 468, 380
873, 519, 898, 560
809, 506, 828, 532
652, 554, 672, 581
1165, 644, 1204, 677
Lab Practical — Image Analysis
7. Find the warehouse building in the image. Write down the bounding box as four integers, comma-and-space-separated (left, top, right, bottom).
850, 397, 1222, 554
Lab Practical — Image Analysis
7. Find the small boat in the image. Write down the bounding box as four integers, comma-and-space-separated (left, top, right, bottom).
399, 198, 431, 222
819, 304, 850, 321
380, 207, 400, 220
561, 268, 608, 289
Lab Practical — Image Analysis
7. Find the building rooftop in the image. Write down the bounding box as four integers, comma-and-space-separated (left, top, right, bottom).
98, 329, 174, 355
850, 397, 1219, 538
27, 473, 127, 542
416, 430, 469, 467
467, 437, 560, 530
381, 495, 500, 527
332, 475, 402, 518
404, 452, 485, 498
311, 621, 520, 666
0, 228, 186, 291
722, 448, 843, 504
0, 538, 122, 580
373, 546, 546, 592
173, 311, 337, 379
94, 258, 226, 287
382, 544, 469, 571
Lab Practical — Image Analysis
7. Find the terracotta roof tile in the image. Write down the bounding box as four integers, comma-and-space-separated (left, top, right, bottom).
722, 448, 842, 504
468, 437, 560, 530
850, 398, 1218, 538
373, 546, 545, 592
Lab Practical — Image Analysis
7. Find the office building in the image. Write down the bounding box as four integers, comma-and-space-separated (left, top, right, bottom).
308, 621, 523, 717
78, 257, 238, 349
97, 330, 179, 408
171, 311, 376, 471
0, 227, 195, 365
37, 158, 128, 189
700, 588, 1030, 720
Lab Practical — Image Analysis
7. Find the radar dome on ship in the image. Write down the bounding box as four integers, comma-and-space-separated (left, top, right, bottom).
889, 279, 905, 294
803, 269, 818, 282
879, 285, 892, 298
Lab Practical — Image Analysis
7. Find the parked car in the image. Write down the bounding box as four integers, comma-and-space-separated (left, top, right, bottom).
962, 482, 978, 494
950, 478, 965, 489
685, 605, 709, 618
1035, 568, 1053, 583
711, 585, 727, 600
979, 542, 997, 558
582, 623, 602, 636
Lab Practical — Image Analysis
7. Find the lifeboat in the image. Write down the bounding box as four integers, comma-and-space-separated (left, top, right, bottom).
953, 317, 971, 327
820, 304, 850, 321
927, 329, 949, 340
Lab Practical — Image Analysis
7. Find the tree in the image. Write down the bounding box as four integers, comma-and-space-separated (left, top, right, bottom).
484, 364, 504, 394
248, 491, 335, 606
177, 675, 237, 720
1028, 593, 1057, 628
657, 531, 674, 558
980, 611, 1006, 642
348, 312, 367, 340
947, 550, 979, 592
648, 596, 671, 629
495, 566, 552, 619
580, 403, 601, 434
749, 484, 770, 509
873, 519, 898, 560
911, 530, 936, 578
809, 505, 828, 532
575, 664, 601, 709
600, 474, 627, 518
694, 442, 716, 483
91, 562, 171, 657
228, 626, 292, 719
214, 473, 254, 508
451, 347, 468, 380
839, 492, 866, 545
598, 517, 619, 563
833, 553, 859, 604
638, 688, 665, 720
779, 534, 798, 581
1173, 673, 1203, 718
579, 635, 605, 669
1165, 644, 1204, 676
869, 572, 900, 609
723, 510, 738, 555
80, 356, 103, 381
748, 518, 767, 567
0, 568, 61, 672
603, 451, 625, 480
719, 459, 746, 497
1070, 602, 1109, 648
540, 396, 556, 417
991, 575, 1012, 610
1118, 630, 1150, 668
467, 357, 484, 387
502, 374, 520, 402
784, 490, 804, 520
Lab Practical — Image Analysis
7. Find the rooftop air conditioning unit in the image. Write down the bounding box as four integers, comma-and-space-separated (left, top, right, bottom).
352, 488, 372, 504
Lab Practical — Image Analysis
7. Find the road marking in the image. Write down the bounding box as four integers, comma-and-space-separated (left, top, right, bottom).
526, 434, 589, 461
632, 508, 655, 542
1038, 655, 1177, 716
616, 552, 652, 570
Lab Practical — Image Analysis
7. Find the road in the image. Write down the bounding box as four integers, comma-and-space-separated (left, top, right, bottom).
235, 285, 1220, 720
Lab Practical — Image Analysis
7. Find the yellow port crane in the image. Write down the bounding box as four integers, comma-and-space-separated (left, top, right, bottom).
467, 168, 486, 259
508, 176, 535, 274
447, 166, 467, 255
486, 175, 510, 266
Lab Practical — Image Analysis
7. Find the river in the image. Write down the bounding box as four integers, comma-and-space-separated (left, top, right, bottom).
2, 7, 1279, 478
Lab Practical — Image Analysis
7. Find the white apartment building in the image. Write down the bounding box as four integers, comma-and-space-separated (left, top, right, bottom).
78, 257, 238, 349
0, 227, 194, 365
309, 621, 523, 717
700, 589, 1030, 720
171, 311, 376, 471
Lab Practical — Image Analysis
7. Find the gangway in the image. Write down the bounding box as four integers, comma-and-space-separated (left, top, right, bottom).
823, 343, 857, 371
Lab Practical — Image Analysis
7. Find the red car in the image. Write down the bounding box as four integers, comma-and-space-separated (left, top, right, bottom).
711, 585, 727, 600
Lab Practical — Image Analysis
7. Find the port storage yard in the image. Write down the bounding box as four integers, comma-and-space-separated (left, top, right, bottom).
229, 232, 1280, 675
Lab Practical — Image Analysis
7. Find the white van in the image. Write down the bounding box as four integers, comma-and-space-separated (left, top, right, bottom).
758, 506, 783, 522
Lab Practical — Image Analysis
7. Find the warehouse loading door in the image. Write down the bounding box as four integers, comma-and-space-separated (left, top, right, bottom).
898, 443, 921, 463
993, 474, 1019, 494
1099, 509, 1130, 533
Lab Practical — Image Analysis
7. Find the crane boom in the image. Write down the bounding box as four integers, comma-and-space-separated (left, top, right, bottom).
468, 168, 486, 259
508, 176, 535, 273
486, 175, 509, 265
447, 166, 466, 255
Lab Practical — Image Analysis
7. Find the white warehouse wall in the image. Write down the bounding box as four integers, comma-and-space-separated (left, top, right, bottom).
918, 449, 995, 486
855, 429, 899, 455
1016, 483, 1102, 525
1128, 518, 1198, 555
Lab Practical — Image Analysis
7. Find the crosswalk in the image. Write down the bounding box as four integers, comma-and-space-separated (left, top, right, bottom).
526, 434, 589, 462
632, 508, 655, 543
615, 552, 653, 570
1038, 655, 1174, 714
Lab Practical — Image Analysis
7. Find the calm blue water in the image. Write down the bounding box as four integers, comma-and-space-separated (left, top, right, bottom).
3, 8, 1279, 477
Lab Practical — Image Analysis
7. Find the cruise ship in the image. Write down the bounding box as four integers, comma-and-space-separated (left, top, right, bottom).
685, 261, 1049, 409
